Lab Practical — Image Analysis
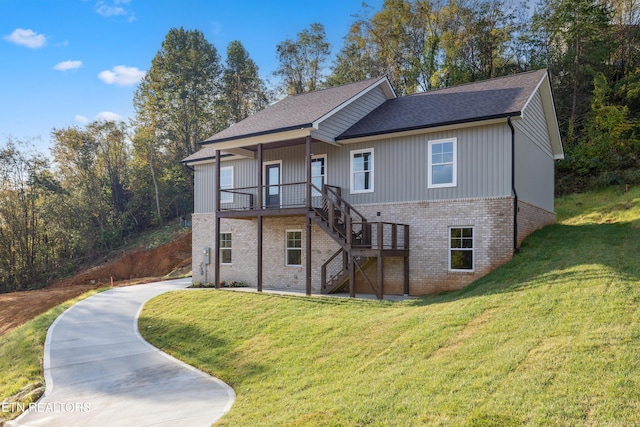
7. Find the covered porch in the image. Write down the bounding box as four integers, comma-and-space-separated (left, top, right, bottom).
209, 136, 410, 299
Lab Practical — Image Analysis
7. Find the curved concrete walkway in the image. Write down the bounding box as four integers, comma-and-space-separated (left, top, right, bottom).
11, 278, 235, 427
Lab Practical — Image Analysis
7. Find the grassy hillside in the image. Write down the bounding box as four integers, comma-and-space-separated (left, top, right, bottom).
140, 185, 640, 426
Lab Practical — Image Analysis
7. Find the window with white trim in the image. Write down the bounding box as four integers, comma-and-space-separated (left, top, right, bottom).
428, 138, 457, 188
449, 227, 473, 271
220, 166, 233, 204
350, 148, 374, 193
220, 232, 232, 265
285, 230, 302, 266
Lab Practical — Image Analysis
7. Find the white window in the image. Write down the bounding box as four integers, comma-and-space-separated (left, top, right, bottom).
350, 148, 374, 193
220, 166, 233, 204
428, 138, 457, 188
449, 227, 473, 271
220, 232, 232, 265
285, 230, 302, 266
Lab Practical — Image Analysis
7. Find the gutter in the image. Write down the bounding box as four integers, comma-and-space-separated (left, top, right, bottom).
507, 116, 519, 253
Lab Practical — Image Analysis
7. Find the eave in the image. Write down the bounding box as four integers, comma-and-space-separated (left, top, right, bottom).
336, 114, 522, 144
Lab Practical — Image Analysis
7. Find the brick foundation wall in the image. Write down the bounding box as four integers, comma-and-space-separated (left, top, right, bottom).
191, 196, 555, 296
191, 213, 216, 285
355, 198, 515, 295
517, 200, 556, 246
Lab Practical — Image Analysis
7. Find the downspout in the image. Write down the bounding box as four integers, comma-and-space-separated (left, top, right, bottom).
507, 116, 519, 253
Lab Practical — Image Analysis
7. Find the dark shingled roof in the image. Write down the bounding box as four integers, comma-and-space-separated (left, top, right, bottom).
338, 69, 547, 140
202, 76, 388, 144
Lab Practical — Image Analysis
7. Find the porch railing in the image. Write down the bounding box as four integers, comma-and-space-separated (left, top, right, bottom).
220, 182, 310, 211
351, 222, 409, 251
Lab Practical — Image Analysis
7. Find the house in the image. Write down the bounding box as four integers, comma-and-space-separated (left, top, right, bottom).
182, 69, 564, 298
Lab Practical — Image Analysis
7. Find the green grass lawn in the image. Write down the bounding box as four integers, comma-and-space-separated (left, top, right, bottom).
139, 185, 640, 426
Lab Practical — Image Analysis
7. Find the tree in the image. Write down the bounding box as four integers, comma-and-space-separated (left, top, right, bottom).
133, 27, 223, 218
274, 23, 330, 94
0, 139, 60, 292
51, 121, 133, 250
326, 19, 383, 87
530, 0, 614, 142
329, 0, 446, 94
220, 40, 269, 126
135, 27, 223, 159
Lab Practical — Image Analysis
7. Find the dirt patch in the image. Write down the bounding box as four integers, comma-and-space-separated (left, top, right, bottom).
0, 232, 192, 337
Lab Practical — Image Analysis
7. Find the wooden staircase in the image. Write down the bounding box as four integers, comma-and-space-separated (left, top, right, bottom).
309, 184, 409, 298
319, 249, 373, 294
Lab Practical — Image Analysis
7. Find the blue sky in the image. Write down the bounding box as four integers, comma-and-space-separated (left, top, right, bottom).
1, 0, 383, 152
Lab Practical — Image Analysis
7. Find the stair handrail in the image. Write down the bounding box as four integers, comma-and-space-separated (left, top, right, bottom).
321, 184, 367, 224
310, 183, 370, 246
321, 248, 348, 291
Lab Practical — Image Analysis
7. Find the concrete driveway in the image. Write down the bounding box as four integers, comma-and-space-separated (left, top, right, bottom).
10, 278, 235, 427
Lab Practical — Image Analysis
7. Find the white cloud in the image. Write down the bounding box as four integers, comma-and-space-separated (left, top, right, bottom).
96, 111, 122, 122
95, 1, 135, 21
75, 115, 89, 124
54, 60, 83, 71
98, 65, 146, 86
3, 28, 47, 48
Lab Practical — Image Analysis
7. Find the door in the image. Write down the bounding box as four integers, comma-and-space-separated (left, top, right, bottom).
311, 156, 326, 207
311, 156, 325, 194
265, 163, 281, 208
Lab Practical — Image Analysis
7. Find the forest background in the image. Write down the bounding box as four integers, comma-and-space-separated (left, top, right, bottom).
2, 0, 639, 293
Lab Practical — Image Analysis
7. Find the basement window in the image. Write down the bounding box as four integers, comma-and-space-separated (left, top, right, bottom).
286, 230, 302, 266
449, 227, 473, 271
220, 232, 232, 265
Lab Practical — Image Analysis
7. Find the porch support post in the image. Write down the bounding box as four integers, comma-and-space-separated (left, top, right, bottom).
257, 144, 263, 209
305, 135, 312, 209
306, 215, 312, 296
214, 150, 221, 289
377, 255, 384, 300
305, 135, 312, 295
403, 256, 410, 296
349, 255, 356, 298
258, 215, 263, 292
257, 144, 263, 292
404, 226, 410, 296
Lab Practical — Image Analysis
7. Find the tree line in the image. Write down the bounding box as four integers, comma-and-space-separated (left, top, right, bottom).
2, 0, 639, 292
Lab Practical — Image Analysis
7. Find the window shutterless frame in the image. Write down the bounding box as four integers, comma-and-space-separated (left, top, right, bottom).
285, 230, 302, 267
449, 226, 474, 271
428, 138, 457, 188
350, 148, 374, 194
220, 232, 232, 265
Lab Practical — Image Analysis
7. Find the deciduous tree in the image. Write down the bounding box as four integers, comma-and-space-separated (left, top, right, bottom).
274, 23, 330, 94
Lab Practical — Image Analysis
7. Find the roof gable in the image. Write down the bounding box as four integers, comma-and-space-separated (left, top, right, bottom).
201, 76, 395, 145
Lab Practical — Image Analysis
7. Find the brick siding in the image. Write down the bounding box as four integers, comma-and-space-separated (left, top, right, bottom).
191, 196, 554, 295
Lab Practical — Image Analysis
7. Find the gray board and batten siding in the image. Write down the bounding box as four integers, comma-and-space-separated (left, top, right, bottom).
513, 90, 556, 213
312, 85, 389, 142
195, 121, 519, 213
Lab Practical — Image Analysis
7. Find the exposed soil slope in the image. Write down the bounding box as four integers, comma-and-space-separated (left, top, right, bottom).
0, 232, 192, 336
